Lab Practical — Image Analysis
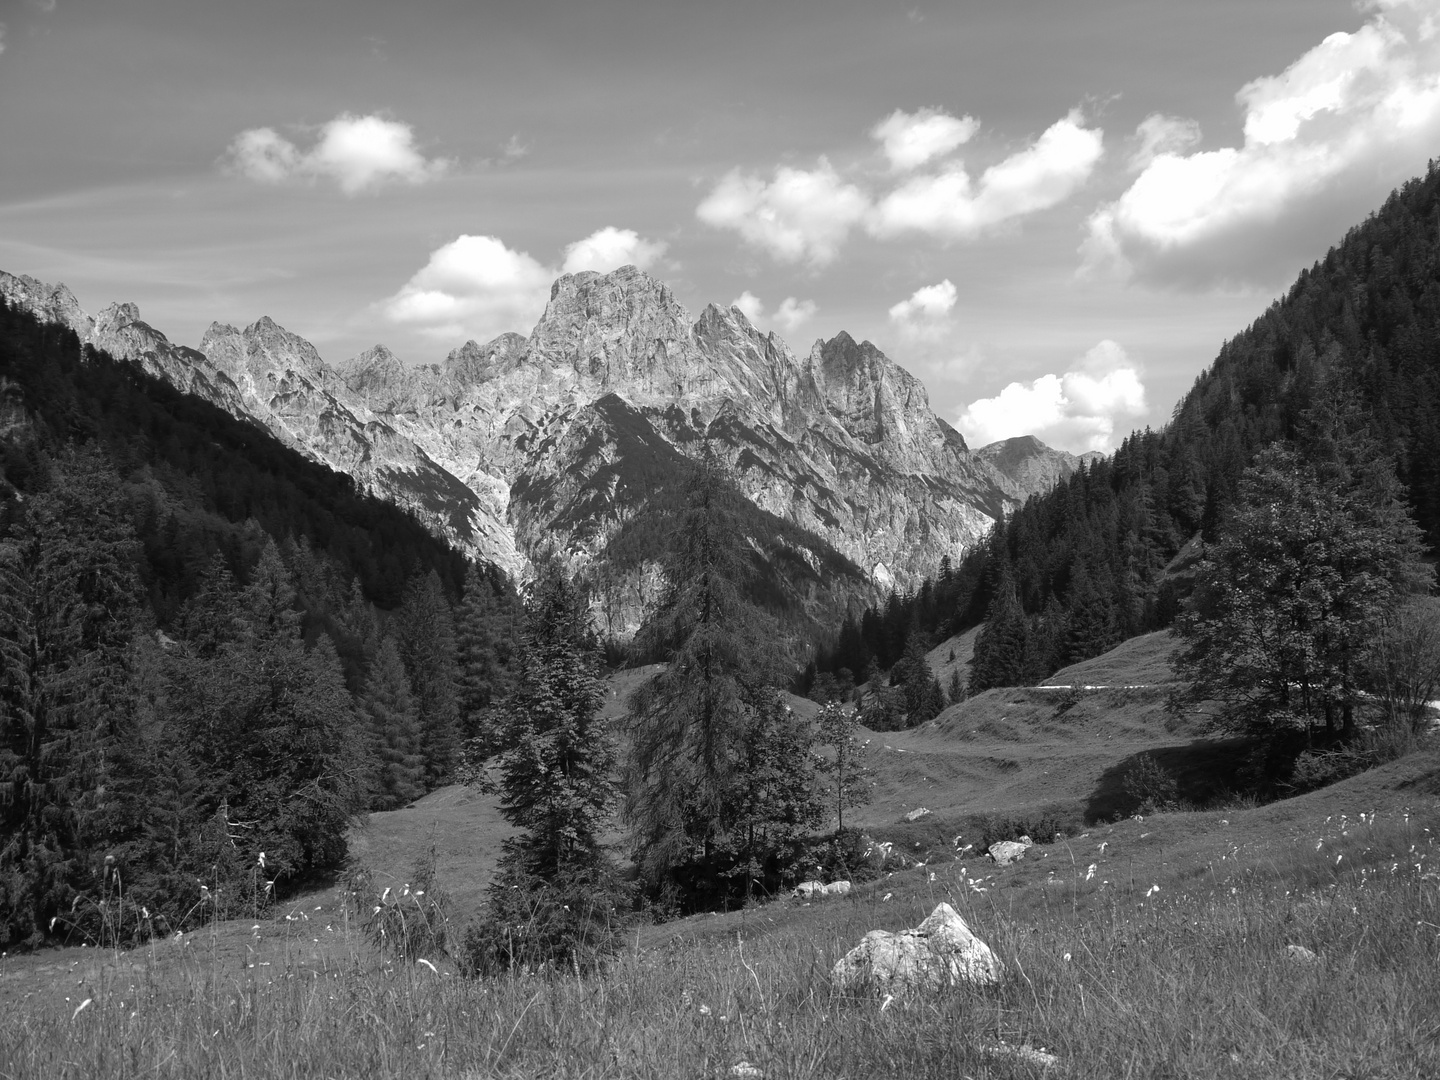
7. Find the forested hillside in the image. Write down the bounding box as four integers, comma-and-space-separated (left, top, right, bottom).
813, 160, 1440, 699
0, 303, 520, 947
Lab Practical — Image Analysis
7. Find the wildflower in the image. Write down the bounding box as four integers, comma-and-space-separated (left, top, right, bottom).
1145, 885, 1160, 898
417, 959, 438, 973
257, 852, 266, 870
699, 1004, 712, 1016
882, 893, 893, 902
1062, 952, 1072, 962
1085, 864, 1097, 881
72, 998, 92, 1020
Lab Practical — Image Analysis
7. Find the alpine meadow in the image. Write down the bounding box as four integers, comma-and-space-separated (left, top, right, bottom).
4, 2, 1440, 1078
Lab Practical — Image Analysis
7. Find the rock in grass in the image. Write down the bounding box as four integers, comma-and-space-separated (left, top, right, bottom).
985, 1043, 1059, 1070
830, 902, 1004, 994
1287, 944, 1319, 963
904, 807, 931, 822
988, 838, 1032, 866
794, 879, 852, 899
729, 1063, 764, 1078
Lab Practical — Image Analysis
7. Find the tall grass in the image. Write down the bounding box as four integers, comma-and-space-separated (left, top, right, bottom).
3, 805, 1438, 1078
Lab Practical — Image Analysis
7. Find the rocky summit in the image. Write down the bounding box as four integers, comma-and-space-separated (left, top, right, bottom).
0, 265, 1081, 636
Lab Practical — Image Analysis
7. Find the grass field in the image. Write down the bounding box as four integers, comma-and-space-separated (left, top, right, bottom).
3, 637, 1439, 1078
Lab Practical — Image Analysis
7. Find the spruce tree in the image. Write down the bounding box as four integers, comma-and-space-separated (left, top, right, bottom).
0, 446, 143, 946
397, 570, 460, 787
453, 561, 516, 755
969, 563, 1029, 693
362, 637, 425, 810
492, 564, 615, 882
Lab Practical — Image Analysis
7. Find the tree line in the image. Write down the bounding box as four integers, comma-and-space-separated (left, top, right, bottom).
808, 159, 1440, 706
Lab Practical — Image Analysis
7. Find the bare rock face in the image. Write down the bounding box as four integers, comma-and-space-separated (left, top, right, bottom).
1, 264, 1066, 637
975, 435, 1101, 500
831, 902, 1004, 994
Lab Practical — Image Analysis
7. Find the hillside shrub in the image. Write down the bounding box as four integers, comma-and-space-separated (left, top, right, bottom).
458, 864, 632, 977
1122, 752, 1181, 812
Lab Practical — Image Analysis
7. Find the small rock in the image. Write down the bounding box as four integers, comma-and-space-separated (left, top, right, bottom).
1287, 944, 1319, 963
989, 840, 1030, 866
831, 902, 1004, 994
985, 1043, 1059, 1070
905, 807, 931, 822
730, 1062, 764, 1078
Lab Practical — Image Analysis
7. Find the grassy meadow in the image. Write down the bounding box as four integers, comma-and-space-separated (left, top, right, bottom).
3, 634, 1439, 1079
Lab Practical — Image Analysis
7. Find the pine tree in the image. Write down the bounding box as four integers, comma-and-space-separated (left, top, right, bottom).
362, 637, 425, 810
397, 570, 460, 787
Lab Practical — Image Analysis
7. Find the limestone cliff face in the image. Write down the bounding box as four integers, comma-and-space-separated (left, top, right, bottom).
1, 264, 1049, 629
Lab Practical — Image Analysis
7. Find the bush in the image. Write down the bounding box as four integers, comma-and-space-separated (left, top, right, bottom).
1122, 753, 1181, 813
799, 829, 882, 884
459, 864, 633, 978
345, 846, 451, 962
977, 810, 1079, 850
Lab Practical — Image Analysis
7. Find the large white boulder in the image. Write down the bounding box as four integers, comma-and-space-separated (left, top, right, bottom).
988, 837, 1033, 866
830, 902, 1004, 994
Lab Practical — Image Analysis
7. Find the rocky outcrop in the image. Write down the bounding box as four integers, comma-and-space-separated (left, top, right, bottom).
2, 264, 1066, 636
830, 902, 1004, 994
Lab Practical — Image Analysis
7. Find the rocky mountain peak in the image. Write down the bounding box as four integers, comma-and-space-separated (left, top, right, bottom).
0, 272, 92, 340
976, 435, 1099, 500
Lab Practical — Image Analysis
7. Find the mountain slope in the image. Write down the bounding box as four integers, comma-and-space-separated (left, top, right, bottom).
1, 265, 1035, 635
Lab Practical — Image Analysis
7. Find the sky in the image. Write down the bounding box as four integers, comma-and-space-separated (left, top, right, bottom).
3, 0, 1439, 454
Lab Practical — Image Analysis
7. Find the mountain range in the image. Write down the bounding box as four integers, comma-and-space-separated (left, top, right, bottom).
0, 264, 1090, 634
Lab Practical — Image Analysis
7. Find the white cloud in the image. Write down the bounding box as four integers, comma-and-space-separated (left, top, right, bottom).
561, 227, 668, 274
888, 279, 957, 342
695, 159, 870, 265
1129, 114, 1202, 171
380, 234, 553, 341
731, 291, 764, 323
224, 113, 448, 195
871, 107, 979, 171
728, 291, 817, 333
956, 339, 1147, 453
382, 226, 670, 341
774, 296, 818, 331
870, 111, 1104, 239
1085, 2, 1440, 286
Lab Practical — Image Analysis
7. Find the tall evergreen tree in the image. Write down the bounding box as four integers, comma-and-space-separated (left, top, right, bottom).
362, 637, 425, 810
969, 563, 1029, 693
453, 561, 516, 754
397, 570, 460, 787
0, 447, 143, 946
625, 451, 810, 903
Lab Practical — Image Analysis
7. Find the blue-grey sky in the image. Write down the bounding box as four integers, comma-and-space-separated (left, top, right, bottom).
2, 0, 1435, 452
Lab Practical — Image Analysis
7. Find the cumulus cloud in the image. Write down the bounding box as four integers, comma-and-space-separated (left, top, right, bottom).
1085, 1, 1440, 286
774, 296, 818, 331
382, 226, 669, 341
729, 291, 817, 333
1129, 114, 1203, 171
561, 227, 668, 274
224, 113, 448, 194
696, 159, 870, 265
871, 111, 1104, 240
956, 340, 1147, 454
888, 279, 957, 342
871, 107, 979, 171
